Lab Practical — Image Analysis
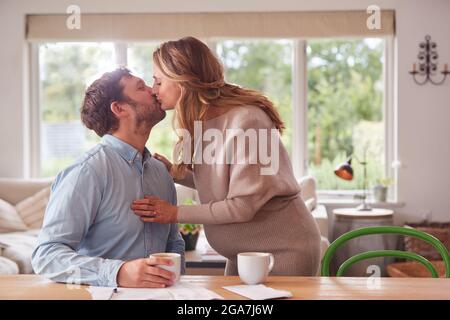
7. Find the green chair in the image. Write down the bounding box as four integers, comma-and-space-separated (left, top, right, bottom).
321, 226, 450, 278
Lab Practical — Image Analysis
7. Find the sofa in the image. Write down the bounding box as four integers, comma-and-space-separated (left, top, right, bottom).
0, 178, 52, 274
0, 176, 329, 275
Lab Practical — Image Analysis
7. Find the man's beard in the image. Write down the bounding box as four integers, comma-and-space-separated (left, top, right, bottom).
126, 98, 166, 133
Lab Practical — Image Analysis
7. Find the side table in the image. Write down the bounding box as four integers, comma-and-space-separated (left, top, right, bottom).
332, 208, 398, 277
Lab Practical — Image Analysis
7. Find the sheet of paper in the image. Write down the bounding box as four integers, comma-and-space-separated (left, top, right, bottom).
87, 282, 224, 300
222, 284, 293, 300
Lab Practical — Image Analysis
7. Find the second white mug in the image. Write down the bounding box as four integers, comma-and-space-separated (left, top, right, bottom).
237, 252, 274, 285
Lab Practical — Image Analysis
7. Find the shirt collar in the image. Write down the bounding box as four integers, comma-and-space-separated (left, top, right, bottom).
101, 134, 152, 164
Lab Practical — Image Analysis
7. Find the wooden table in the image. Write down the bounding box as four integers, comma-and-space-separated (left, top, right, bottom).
1, 275, 449, 300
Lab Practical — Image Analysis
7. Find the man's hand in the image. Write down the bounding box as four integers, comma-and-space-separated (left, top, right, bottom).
116, 256, 176, 288
131, 196, 178, 224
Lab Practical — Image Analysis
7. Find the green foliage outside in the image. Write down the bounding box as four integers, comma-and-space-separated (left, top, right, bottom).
217, 40, 293, 155
40, 43, 115, 122
307, 39, 385, 189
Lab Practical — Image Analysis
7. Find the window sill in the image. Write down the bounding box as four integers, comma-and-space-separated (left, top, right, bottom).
318, 198, 405, 209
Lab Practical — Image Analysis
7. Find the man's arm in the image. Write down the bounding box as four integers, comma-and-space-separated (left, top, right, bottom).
31, 163, 124, 287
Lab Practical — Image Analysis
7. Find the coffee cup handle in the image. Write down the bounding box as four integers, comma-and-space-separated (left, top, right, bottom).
268, 253, 274, 272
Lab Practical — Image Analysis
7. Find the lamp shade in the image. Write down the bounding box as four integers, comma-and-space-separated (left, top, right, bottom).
334, 157, 354, 181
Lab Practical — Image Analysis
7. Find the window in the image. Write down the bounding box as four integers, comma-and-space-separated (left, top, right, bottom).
127, 42, 176, 158
33, 37, 393, 201
214, 38, 388, 196
38, 42, 115, 177
216, 39, 293, 155
307, 38, 386, 192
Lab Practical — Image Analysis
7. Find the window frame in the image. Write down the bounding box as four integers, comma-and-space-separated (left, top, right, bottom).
29, 42, 41, 178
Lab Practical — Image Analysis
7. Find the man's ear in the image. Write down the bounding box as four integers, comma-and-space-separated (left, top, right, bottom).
110, 101, 126, 118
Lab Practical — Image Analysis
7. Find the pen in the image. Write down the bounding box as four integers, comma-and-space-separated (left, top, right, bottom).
108, 287, 118, 300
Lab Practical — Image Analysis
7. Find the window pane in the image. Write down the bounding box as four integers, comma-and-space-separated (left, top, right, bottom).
39, 42, 115, 177
216, 40, 293, 155
127, 43, 175, 159
127, 43, 157, 84
307, 38, 385, 190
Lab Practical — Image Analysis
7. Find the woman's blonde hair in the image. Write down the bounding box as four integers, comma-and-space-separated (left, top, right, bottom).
153, 36, 285, 178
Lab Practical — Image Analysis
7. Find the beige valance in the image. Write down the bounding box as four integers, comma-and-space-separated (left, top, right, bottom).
26, 10, 395, 41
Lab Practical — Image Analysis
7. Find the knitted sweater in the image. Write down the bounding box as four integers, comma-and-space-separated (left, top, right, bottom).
176, 105, 321, 276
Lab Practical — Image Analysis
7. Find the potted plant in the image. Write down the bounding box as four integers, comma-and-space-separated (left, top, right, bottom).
178, 198, 202, 251
373, 177, 394, 202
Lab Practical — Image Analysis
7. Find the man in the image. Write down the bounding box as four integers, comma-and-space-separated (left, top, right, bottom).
32, 68, 185, 288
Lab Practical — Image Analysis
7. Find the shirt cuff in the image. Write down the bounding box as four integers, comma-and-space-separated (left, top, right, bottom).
99, 259, 126, 287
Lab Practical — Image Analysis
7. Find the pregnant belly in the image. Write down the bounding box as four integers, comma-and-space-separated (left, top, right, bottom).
202, 196, 315, 259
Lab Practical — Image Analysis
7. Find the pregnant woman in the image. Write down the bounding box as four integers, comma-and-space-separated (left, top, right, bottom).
131, 36, 321, 276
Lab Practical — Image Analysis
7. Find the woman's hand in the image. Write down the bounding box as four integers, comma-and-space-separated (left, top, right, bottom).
131, 195, 178, 224
153, 153, 172, 173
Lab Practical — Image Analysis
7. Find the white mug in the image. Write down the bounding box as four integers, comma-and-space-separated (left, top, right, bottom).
149, 252, 181, 282
237, 252, 274, 285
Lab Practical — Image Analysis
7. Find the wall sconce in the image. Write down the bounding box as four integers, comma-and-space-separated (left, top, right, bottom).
409, 35, 449, 85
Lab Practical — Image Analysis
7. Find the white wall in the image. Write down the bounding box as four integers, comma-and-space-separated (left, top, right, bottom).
1, 0, 449, 223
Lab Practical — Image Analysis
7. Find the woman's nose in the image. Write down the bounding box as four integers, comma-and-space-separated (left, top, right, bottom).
151, 88, 159, 98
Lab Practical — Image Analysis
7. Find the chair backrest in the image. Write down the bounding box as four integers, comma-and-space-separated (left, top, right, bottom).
321, 226, 450, 278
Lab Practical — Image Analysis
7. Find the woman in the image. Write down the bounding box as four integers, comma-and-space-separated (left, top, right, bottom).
131, 36, 321, 276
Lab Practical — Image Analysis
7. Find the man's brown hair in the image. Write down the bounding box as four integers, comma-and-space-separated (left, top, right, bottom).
81, 67, 132, 137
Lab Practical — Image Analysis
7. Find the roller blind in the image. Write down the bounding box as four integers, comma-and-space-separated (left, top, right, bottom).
26, 10, 395, 41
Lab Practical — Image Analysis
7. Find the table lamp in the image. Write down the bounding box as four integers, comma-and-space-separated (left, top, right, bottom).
334, 155, 372, 211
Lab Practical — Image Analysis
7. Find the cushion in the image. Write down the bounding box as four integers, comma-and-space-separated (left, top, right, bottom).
15, 187, 51, 229
0, 230, 40, 274
298, 176, 317, 203
0, 198, 28, 233
0, 178, 53, 205
0, 256, 19, 275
